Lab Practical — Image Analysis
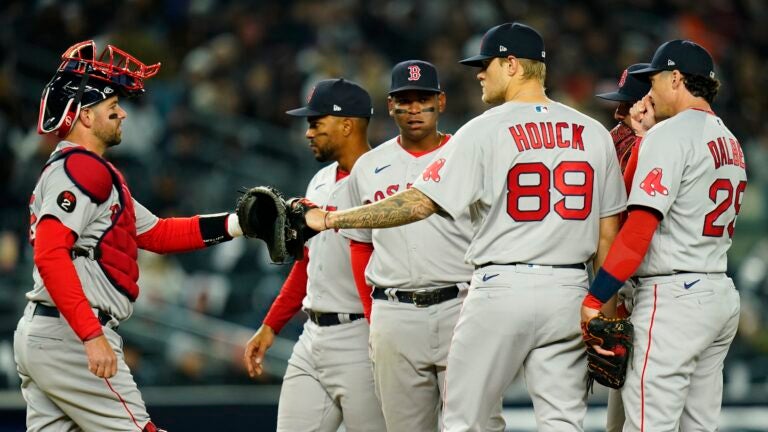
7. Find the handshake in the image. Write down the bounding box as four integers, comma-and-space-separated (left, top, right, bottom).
235, 186, 325, 263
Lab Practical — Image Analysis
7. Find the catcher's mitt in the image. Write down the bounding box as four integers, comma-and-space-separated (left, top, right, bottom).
581, 313, 634, 390
235, 186, 318, 263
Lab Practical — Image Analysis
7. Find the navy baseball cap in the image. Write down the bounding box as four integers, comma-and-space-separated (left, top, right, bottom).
389, 60, 441, 94
630, 40, 715, 81
596, 63, 652, 102
460, 22, 546, 67
287, 78, 373, 118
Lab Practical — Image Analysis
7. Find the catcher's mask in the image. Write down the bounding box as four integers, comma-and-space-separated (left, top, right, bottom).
38, 40, 161, 138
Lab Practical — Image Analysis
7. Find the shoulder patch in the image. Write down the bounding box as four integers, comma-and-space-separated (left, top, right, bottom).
57, 191, 77, 213
63, 153, 114, 204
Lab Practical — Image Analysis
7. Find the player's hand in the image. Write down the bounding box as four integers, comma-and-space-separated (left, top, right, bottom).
244, 324, 275, 378
305, 208, 329, 232
84, 335, 118, 378
629, 95, 656, 136
581, 305, 616, 357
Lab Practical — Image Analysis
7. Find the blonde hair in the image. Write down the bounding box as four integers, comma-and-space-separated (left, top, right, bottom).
518, 59, 546, 85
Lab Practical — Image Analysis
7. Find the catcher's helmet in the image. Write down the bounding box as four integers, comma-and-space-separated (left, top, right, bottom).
38, 40, 161, 138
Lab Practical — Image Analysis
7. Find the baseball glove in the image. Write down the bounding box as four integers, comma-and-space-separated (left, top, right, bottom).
235, 186, 318, 263
581, 313, 634, 390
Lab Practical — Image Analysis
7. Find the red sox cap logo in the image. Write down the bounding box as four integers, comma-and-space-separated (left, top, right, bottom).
306, 86, 316, 103
639, 167, 669, 197
422, 158, 446, 182
618, 68, 628, 88
408, 65, 421, 81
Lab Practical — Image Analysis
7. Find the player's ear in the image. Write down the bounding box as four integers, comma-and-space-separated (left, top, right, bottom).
437, 92, 446, 114
387, 96, 395, 118
341, 117, 353, 137
505, 56, 519, 78
78, 107, 93, 128
670, 70, 683, 90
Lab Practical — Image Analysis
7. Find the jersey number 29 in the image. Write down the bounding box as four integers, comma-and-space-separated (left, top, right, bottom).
703, 179, 747, 238
506, 161, 594, 222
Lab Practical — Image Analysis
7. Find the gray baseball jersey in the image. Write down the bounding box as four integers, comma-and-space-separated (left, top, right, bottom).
302, 162, 363, 313
340, 136, 505, 431
413, 101, 626, 431
620, 109, 745, 431
19, 141, 159, 431
628, 109, 747, 276
27, 141, 159, 320
341, 136, 475, 288
414, 102, 626, 265
277, 161, 385, 431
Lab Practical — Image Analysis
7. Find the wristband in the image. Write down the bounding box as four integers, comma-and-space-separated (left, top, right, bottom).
227, 213, 243, 237
589, 268, 625, 303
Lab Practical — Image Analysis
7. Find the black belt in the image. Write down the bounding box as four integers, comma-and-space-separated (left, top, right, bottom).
305, 310, 365, 327
33, 303, 116, 328
372, 285, 461, 308
475, 262, 586, 270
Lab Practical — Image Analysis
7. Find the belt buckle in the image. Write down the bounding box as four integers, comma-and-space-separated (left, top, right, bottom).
412, 289, 437, 308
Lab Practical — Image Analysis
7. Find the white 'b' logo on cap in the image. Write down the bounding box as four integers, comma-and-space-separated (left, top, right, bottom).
499, 45, 508, 52
407, 65, 421, 81
104, 86, 114, 94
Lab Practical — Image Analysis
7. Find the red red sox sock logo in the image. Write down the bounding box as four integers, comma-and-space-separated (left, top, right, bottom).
618, 68, 628, 88
407, 65, 421, 81
110, 203, 121, 221
639, 167, 669, 197
422, 158, 446, 182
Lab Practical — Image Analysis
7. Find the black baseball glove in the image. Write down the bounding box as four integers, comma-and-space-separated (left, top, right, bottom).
581, 313, 634, 390
235, 186, 319, 263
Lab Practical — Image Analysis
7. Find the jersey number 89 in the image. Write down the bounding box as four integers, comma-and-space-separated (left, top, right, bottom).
506, 161, 594, 222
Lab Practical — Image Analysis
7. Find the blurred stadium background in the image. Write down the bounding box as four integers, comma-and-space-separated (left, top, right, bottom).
0, 0, 767, 430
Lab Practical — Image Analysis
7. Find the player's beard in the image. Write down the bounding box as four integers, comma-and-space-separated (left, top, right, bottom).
312, 143, 334, 162
95, 125, 122, 148
481, 83, 504, 105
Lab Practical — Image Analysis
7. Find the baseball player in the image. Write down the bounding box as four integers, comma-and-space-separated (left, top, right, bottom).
339, 60, 504, 431
243, 78, 386, 432
301, 23, 626, 431
595, 62, 651, 432
582, 40, 745, 431
14, 40, 245, 431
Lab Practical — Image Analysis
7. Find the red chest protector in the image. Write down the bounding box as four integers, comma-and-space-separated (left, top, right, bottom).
43, 147, 140, 301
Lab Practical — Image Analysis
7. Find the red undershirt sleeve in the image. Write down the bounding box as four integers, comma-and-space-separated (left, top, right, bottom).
263, 247, 310, 334
136, 216, 206, 253
587, 208, 661, 304
34, 217, 103, 341
350, 240, 374, 320
623, 137, 642, 194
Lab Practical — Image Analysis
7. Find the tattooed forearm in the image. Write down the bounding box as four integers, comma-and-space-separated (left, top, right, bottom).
329, 188, 438, 229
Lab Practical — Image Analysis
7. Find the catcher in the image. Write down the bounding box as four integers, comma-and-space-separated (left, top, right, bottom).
16, 40, 246, 431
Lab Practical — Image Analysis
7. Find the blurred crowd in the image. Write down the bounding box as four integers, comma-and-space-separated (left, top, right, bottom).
1, 0, 767, 400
